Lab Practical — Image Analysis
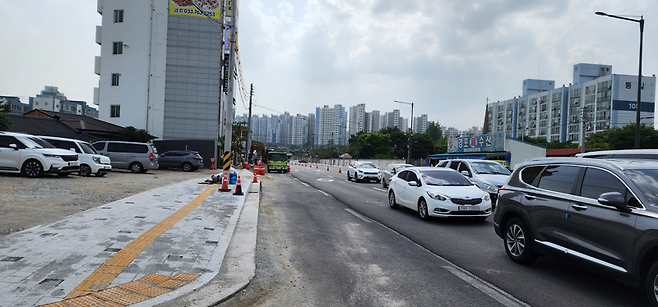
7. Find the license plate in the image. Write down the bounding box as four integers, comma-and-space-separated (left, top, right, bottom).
458, 206, 479, 211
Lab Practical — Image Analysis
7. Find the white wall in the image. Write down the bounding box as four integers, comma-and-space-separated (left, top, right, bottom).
505, 138, 546, 170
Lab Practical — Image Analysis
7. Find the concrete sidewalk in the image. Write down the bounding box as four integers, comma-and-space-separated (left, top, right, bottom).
0, 172, 259, 307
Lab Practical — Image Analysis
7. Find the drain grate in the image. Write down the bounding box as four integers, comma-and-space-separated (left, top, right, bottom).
119, 230, 132, 233
205, 240, 218, 245
166, 255, 183, 260
95, 218, 107, 221
125, 201, 134, 204
203, 227, 214, 231
40, 233, 57, 237
105, 248, 121, 253
135, 216, 146, 219
102, 207, 112, 209
1, 257, 23, 262
39, 278, 63, 287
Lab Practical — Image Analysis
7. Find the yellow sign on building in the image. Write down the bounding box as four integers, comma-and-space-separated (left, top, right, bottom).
170, 0, 221, 19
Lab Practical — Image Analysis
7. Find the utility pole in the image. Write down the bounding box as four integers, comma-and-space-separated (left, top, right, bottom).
222, 0, 238, 174
246, 83, 253, 164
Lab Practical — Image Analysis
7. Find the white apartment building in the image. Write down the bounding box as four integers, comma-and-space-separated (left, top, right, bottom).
94, 0, 225, 141
315, 105, 347, 146
349, 103, 366, 135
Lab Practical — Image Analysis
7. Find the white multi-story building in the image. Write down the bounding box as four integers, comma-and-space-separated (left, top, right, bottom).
315, 105, 347, 146
349, 103, 366, 135
413, 114, 429, 133
485, 63, 656, 146
94, 0, 226, 141
290, 114, 309, 146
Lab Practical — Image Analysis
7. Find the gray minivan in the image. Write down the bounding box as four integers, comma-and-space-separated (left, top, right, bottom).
92, 141, 159, 173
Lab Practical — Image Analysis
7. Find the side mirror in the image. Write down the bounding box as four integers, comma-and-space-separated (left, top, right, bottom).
461, 170, 471, 177
408, 181, 418, 187
598, 192, 632, 213
9, 144, 18, 150
70, 148, 76, 152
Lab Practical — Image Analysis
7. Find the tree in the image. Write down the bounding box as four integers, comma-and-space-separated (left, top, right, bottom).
379, 127, 408, 159
586, 124, 658, 150
0, 99, 11, 131
521, 136, 578, 149
410, 133, 437, 160
425, 121, 442, 142
114, 126, 157, 143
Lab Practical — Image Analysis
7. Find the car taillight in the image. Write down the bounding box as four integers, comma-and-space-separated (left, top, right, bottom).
149, 153, 154, 162
194, 157, 202, 161
497, 187, 506, 198
388, 177, 393, 183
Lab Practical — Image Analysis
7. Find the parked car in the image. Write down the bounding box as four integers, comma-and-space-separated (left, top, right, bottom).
347, 161, 381, 183
388, 167, 492, 220
0, 131, 79, 178
493, 157, 658, 305
381, 163, 413, 188
39, 136, 112, 177
577, 149, 658, 160
92, 141, 159, 173
158, 150, 203, 172
436, 159, 511, 208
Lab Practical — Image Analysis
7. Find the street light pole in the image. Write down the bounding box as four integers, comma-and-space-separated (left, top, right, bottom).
596, 11, 644, 148
394, 100, 414, 164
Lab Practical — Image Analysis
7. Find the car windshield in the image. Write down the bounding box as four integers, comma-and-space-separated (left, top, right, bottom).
79, 142, 99, 154
624, 169, 658, 206
420, 170, 472, 186
15, 136, 53, 149
471, 162, 511, 175
269, 153, 288, 161
359, 163, 377, 169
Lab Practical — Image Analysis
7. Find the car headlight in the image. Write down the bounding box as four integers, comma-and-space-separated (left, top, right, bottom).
482, 183, 497, 193
43, 153, 62, 159
483, 193, 491, 201
427, 191, 449, 201
93, 156, 101, 163
357, 169, 363, 173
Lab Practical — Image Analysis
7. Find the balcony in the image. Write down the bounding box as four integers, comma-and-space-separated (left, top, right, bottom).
94, 56, 101, 75
95, 26, 102, 45
97, 0, 103, 14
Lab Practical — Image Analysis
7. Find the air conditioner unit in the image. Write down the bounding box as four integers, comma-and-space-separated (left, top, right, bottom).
586, 123, 592, 131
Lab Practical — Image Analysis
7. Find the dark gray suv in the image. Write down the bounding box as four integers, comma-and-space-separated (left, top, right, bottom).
493, 158, 658, 305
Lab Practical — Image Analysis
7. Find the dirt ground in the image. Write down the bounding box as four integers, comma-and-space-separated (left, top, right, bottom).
0, 168, 224, 237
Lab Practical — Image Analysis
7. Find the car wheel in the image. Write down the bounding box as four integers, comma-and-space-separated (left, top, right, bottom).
645, 261, 658, 307
504, 217, 538, 264
129, 162, 144, 173
78, 164, 92, 177
182, 162, 193, 172
418, 198, 430, 220
22, 160, 44, 178
388, 191, 399, 209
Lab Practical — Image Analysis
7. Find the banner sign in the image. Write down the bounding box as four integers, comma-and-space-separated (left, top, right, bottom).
222, 52, 230, 93
612, 100, 655, 112
170, 0, 221, 19
448, 133, 505, 153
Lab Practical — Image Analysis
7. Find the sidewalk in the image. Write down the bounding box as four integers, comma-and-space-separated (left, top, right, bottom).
0, 171, 259, 307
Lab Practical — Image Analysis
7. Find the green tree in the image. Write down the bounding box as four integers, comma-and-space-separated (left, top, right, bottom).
425, 121, 442, 142
0, 100, 11, 131
114, 126, 157, 143
410, 133, 437, 160
379, 127, 408, 159
586, 123, 658, 150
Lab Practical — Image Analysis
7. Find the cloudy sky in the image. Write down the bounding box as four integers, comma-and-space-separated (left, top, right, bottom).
1, 0, 656, 130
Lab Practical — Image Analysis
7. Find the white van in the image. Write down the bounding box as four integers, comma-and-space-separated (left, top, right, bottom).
92, 141, 159, 173
39, 136, 112, 177
576, 149, 658, 160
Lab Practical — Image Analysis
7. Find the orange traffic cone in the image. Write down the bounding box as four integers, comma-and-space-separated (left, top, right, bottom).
316, 164, 318, 169
218, 172, 231, 192
327, 166, 329, 171
233, 176, 244, 195
253, 170, 258, 183
339, 167, 341, 173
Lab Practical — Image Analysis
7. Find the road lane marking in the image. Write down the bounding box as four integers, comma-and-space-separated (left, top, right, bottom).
65, 184, 219, 299
318, 190, 330, 196
345, 208, 372, 223
372, 187, 386, 192
301, 182, 309, 187
443, 266, 529, 307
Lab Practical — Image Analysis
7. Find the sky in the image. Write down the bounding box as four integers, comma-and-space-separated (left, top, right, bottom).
1, 0, 657, 131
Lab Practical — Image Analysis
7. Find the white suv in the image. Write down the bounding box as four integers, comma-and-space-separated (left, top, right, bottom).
39, 136, 112, 177
0, 132, 80, 178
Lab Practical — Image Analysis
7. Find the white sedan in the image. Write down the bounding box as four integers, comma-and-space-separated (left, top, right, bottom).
387, 167, 492, 221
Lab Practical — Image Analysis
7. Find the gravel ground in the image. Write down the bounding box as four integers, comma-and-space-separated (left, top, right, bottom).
0, 168, 223, 237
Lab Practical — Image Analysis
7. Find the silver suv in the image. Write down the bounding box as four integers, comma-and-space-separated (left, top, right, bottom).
0, 132, 79, 177
436, 159, 510, 207
92, 141, 159, 173
494, 157, 658, 305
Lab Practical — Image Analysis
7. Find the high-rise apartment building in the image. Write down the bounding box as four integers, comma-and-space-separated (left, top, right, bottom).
485, 63, 656, 146
315, 105, 347, 146
349, 103, 366, 135
414, 114, 428, 133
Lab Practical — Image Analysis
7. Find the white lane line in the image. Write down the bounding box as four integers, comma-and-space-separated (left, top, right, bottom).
318, 190, 330, 196
345, 208, 372, 223
442, 266, 529, 307
372, 187, 387, 192
301, 182, 309, 187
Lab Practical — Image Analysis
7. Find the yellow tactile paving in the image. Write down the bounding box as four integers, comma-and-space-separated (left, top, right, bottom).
64, 184, 218, 299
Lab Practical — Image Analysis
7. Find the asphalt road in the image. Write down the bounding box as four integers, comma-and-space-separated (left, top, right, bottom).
286, 164, 649, 306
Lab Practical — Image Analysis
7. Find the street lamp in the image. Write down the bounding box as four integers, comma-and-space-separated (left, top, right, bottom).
596, 11, 644, 148
394, 100, 414, 164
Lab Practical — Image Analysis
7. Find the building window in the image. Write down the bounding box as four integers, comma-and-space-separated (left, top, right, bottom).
113, 42, 123, 54
114, 10, 124, 23
110, 105, 121, 118
111, 73, 120, 86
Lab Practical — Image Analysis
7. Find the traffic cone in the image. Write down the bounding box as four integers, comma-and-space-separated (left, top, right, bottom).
218, 172, 231, 192
252, 170, 258, 183
327, 166, 329, 171
233, 176, 244, 195
316, 164, 318, 169
339, 167, 341, 173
